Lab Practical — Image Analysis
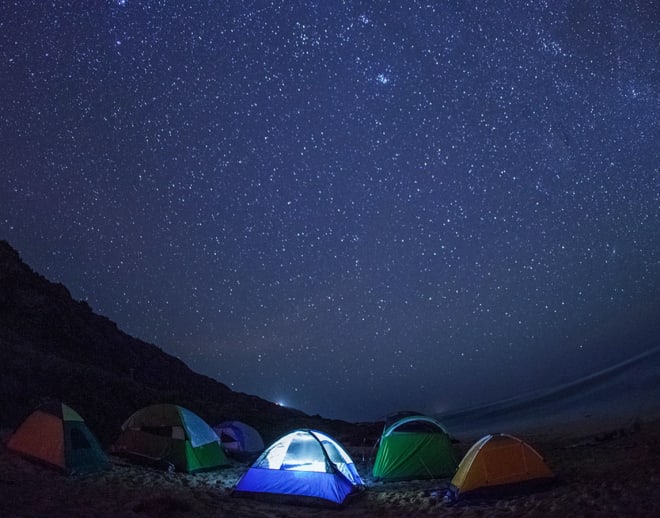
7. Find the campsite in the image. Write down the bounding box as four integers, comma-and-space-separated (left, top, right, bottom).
2, 412, 660, 517
1, 243, 660, 516
2, 0, 659, 513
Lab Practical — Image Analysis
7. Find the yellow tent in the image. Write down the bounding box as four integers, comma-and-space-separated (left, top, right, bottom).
446, 433, 553, 500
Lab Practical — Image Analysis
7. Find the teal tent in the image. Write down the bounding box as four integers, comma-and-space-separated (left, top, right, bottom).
372, 415, 457, 481
7, 401, 109, 475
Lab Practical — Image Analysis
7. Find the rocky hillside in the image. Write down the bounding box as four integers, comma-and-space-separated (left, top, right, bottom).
0, 241, 378, 446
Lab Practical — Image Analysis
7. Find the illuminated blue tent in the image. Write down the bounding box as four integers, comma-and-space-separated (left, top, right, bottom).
232, 429, 364, 506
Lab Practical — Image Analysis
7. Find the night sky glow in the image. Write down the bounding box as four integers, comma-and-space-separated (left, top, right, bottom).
1, 1, 658, 422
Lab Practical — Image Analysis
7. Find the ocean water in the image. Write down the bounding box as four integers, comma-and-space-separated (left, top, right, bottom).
437, 346, 660, 439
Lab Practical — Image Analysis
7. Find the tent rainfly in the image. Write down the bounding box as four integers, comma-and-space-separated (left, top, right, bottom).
7, 400, 109, 475
233, 429, 364, 506
113, 403, 228, 472
372, 414, 457, 481
445, 433, 554, 501
213, 420, 264, 460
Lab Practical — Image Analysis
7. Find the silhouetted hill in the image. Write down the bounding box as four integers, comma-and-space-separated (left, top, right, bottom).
0, 241, 378, 446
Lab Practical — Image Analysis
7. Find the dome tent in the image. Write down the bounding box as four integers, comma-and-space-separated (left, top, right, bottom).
233, 429, 364, 506
213, 420, 264, 460
113, 404, 227, 472
372, 414, 457, 481
445, 433, 554, 501
7, 400, 108, 475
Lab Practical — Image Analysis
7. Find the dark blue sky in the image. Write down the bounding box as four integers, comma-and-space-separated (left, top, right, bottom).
1, 1, 658, 422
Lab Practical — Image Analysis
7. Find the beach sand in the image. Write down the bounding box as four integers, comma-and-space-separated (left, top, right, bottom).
1, 418, 659, 517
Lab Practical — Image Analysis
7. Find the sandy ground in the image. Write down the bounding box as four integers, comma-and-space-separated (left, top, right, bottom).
1, 418, 659, 517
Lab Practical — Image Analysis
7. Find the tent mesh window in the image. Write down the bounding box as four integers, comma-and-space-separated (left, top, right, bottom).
141, 426, 175, 438
394, 421, 440, 433
71, 428, 91, 450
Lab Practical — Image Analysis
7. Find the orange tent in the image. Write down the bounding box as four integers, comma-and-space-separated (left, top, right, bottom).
7, 401, 108, 474
446, 433, 553, 500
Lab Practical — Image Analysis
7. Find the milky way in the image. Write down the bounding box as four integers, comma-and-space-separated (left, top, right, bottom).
1, 1, 658, 421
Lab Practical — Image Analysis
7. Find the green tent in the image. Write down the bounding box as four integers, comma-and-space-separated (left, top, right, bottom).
113, 404, 228, 472
372, 415, 457, 481
8, 400, 109, 475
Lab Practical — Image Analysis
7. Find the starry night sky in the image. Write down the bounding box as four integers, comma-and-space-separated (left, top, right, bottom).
1, 1, 658, 422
